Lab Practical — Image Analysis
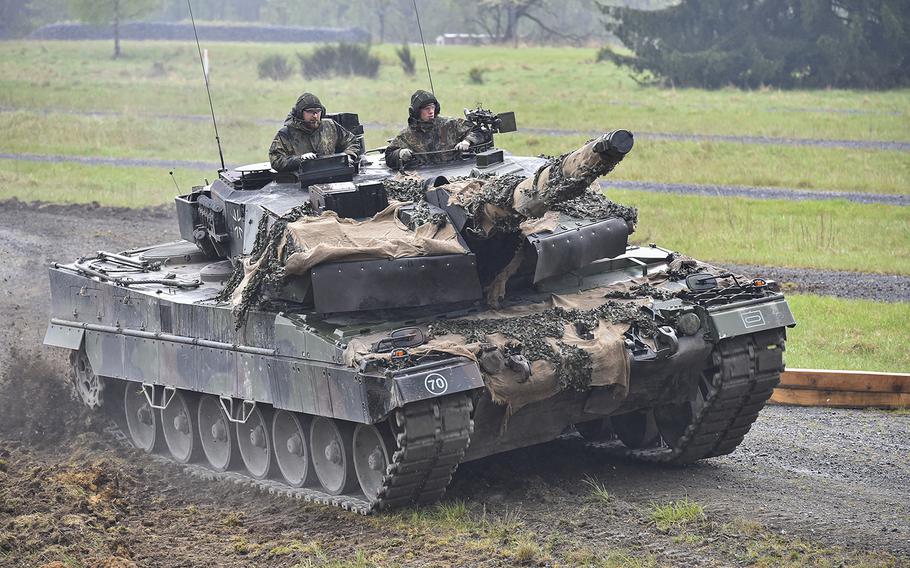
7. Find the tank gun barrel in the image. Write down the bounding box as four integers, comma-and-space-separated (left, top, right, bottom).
512, 129, 633, 218
459, 130, 633, 235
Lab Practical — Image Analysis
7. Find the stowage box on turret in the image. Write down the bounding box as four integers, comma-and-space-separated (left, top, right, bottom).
45, 110, 795, 513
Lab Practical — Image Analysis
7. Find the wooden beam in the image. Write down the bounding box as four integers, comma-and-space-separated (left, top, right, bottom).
770, 368, 910, 409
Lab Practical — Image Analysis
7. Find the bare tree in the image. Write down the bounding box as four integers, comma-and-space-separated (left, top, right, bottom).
68, 0, 157, 58
471, 0, 577, 45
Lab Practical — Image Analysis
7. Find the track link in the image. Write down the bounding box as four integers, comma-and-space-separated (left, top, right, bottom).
598, 329, 786, 464
104, 393, 473, 515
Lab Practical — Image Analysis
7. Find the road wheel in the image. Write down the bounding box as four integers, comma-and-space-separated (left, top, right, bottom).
197, 395, 237, 472
236, 405, 274, 480
123, 383, 157, 453
610, 409, 660, 449
161, 390, 201, 464
310, 417, 357, 495
352, 423, 394, 500
272, 410, 312, 487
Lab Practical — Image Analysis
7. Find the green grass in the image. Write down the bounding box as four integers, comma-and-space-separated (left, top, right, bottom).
615, 190, 910, 275
0, 160, 198, 208
4, 110, 908, 194
720, 519, 899, 568
785, 295, 910, 373
648, 498, 706, 532
583, 474, 612, 503
0, 41, 908, 141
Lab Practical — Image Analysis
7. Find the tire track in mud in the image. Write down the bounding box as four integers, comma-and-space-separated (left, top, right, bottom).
2, 106, 907, 152
2, 152, 907, 207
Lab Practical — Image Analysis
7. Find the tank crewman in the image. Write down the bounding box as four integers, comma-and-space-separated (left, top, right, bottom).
269, 92, 361, 172
384, 89, 491, 169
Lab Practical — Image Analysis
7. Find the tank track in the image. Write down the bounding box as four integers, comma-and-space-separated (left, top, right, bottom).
599, 329, 786, 464
102, 393, 473, 515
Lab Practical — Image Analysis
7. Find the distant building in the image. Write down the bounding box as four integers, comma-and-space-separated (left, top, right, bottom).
435, 33, 491, 46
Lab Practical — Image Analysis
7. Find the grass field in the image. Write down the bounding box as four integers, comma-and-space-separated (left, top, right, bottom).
1, 39, 908, 372
2, 112, 908, 194
616, 190, 910, 275
1, 42, 908, 140
786, 295, 910, 372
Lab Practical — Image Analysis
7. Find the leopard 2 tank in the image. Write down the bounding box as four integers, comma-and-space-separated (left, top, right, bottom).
45, 110, 795, 513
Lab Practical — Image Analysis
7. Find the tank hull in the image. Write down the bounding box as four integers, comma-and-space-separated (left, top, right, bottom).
45, 238, 794, 507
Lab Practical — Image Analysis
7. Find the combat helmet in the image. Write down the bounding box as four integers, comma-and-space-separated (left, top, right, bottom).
408, 89, 440, 122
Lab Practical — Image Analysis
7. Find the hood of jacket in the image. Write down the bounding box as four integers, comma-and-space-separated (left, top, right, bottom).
287, 92, 327, 132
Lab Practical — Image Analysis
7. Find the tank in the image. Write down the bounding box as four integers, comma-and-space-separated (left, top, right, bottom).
44, 109, 796, 513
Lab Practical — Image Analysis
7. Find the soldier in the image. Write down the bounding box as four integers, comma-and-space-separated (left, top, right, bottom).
384, 89, 491, 169
269, 92, 360, 172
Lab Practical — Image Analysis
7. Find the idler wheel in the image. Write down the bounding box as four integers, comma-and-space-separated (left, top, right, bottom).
310, 417, 357, 495
161, 390, 201, 464
610, 409, 660, 449
198, 395, 237, 472
123, 383, 158, 453
236, 406, 274, 480
272, 410, 312, 487
352, 424, 395, 500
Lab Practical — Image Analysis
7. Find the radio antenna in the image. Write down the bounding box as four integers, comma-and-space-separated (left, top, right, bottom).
188, 0, 225, 172
169, 171, 181, 193
412, 0, 434, 95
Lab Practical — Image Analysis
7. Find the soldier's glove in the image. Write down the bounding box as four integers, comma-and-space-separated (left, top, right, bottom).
592, 130, 634, 160
454, 140, 471, 152
398, 148, 414, 163
300, 152, 317, 160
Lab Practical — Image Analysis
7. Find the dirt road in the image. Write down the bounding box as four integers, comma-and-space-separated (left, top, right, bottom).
1, 200, 907, 567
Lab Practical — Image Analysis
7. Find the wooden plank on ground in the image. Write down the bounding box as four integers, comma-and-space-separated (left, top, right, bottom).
771, 368, 910, 408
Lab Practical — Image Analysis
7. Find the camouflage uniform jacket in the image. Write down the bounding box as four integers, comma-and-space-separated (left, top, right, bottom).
269, 117, 360, 172
384, 117, 489, 169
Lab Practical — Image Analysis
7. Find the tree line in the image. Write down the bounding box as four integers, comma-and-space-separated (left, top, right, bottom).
3, 0, 657, 44
3, 0, 907, 88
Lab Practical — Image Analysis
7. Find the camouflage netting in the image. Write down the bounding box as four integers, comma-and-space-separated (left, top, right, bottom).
343, 278, 679, 413
382, 176, 426, 202
217, 204, 317, 327
552, 191, 638, 229
223, 201, 467, 327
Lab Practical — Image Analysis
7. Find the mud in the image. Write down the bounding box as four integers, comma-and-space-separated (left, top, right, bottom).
1, 199, 908, 566
0, 347, 82, 447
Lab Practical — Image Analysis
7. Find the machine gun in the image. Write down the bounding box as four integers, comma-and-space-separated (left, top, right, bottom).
463, 107, 517, 135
